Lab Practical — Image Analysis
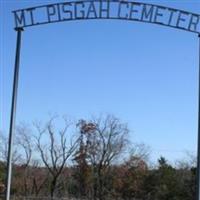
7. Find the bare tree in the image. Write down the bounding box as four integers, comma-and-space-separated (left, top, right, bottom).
34, 117, 79, 199
0, 131, 23, 196
30, 159, 50, 197
14, 124, 33, 196
0, 132, 21, 165
77, 115, 129, 200
127, 143, 151, 167
0, 133, 7, 164
16, 124, 32, 167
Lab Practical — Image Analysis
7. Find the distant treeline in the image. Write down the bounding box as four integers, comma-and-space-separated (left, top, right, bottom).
0, 115, 196, 200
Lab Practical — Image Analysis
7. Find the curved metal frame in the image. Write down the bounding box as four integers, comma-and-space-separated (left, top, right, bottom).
13, 0, 200, 34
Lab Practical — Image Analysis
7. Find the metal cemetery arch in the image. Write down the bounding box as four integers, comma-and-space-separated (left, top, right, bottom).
6, 1, 200, 200
13, 0, 200, 33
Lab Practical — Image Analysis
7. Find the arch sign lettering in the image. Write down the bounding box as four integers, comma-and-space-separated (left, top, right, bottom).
5, 1, 200, 200
13, 1, 200, 33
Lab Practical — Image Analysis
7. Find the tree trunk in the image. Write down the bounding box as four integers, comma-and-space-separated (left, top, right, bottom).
50, 177, 57, 199
98, 168, 103, 200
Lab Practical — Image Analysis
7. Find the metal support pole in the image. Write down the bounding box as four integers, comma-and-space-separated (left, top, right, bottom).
197, 34, 200, 200
5, 27, 23, 200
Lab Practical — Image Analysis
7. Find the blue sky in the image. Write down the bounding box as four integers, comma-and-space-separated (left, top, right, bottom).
1, 0, 200, 162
